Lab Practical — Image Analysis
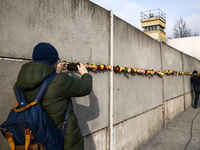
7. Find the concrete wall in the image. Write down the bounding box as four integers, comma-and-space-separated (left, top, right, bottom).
113, 16, 162, 125
183, 53, 195, 109
0, 0, 199, 150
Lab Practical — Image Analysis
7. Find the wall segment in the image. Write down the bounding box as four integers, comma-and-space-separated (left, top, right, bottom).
0, 0, 199, 149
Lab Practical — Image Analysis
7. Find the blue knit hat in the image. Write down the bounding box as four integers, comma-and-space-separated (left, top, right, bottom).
32, 43, 60, 65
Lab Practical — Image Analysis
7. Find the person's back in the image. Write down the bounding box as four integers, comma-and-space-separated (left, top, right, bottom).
191, 71, 200, 91
191, 75, 200, 84
14, 43, 92, 149
191, 70, 200, 108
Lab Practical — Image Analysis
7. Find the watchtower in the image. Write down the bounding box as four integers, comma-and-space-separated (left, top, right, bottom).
141, 9, 166, 43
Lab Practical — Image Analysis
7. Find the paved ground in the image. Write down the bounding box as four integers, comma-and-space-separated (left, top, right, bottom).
138, 106, 200, 150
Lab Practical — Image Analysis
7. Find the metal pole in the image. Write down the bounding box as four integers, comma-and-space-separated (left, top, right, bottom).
109, 10, 114, 150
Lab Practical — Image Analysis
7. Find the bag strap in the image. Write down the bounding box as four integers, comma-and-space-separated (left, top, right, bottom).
62, 103, 68, 136
16, 73, 57, 105
5, 132, 15, 150
16, 86, 27, 105
34, 73, 57, 103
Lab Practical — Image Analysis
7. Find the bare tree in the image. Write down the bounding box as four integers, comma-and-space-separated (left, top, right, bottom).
193, 31, 199, 36
173, 18, 192, 38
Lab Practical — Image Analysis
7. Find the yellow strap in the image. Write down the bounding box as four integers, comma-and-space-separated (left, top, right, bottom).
25, 133, 31, 150
13, 102, 39, 112
7, 136, 15, 150
6, 133, 15, 150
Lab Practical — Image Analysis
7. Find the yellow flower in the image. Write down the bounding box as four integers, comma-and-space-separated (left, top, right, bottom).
92, 64, 96, 69
100, 65, 104, 70
158, 72, 164, 76
119, 67, 123, 72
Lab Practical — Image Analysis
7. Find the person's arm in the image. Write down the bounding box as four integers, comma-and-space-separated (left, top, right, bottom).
56, 62, 92, 97
60, 72, 92, 97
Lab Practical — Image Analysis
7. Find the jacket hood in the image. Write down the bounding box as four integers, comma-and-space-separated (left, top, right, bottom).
16, 62, 55, 90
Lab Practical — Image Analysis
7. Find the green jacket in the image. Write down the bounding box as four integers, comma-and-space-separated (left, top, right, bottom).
14, 62, 92, 150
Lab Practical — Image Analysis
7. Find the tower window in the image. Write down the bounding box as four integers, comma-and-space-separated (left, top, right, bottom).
143, 25, 164, 32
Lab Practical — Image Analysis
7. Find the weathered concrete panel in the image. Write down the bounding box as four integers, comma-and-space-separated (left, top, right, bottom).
183, 53, 194, 93
73, 71, 109, 136
185, 92, 192, 109
162, 43, 184, 101
84, 128, 108, 150
162, 43, 182, 71
113, 16, 162, 124
113, 106, 163, 150
163, 75, 184, 101
113, 73, 162, 124
113, 16, 161, 70
0, 0, 110, 65
165, 96, 184, 124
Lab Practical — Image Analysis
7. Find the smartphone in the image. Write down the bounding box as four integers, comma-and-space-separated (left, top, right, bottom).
66, 63, 79, 71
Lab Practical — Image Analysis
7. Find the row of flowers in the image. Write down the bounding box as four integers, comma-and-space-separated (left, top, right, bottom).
0, 57, 194, 76
65, 62, 193, 76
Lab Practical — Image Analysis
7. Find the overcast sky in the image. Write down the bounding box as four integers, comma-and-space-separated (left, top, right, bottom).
90, 0, 200, 38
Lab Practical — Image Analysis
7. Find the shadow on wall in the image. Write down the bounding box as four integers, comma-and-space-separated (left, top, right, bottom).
72, 91, 99, 150
71, 73, 100, 149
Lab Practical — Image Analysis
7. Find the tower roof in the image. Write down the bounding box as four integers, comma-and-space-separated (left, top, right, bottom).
141, 9, 166, 21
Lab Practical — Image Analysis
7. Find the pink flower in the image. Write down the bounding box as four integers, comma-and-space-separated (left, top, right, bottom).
109, 66, 112, 70
141, 70, 145, 74
93, 68, 97, 71
89, 65, 92, 68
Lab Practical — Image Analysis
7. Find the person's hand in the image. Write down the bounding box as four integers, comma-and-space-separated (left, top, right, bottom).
77, 62, 88, 76
56, 62, 69, 73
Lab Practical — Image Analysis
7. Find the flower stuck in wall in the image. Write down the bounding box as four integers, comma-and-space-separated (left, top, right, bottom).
61, 61, 192, 76
0, 57, 194, 77
61, 61, 193, 77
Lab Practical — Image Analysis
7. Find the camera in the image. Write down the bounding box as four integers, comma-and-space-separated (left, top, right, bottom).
63, 63, 79, 71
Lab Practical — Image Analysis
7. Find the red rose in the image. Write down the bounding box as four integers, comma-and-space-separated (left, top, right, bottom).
104, 65, 107, 70
145, 70, 148, 74
97, 65, 100, 69
114, 67, 118, 71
